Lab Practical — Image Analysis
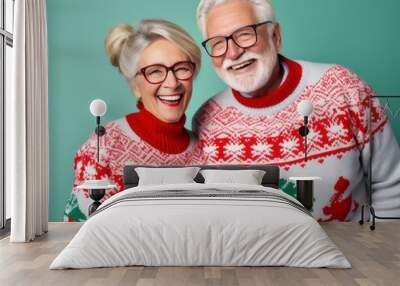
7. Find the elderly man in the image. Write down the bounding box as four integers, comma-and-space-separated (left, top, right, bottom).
193, 0, 400, 221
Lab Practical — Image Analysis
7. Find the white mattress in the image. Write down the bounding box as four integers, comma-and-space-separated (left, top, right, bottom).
50, 183, 351, 269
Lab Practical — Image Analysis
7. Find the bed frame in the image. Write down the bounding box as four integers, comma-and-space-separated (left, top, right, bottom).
123, 165, 280, 190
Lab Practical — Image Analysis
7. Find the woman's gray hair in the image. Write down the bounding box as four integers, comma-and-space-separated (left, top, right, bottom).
197, 0, 276, 38
105, 19, 201, 84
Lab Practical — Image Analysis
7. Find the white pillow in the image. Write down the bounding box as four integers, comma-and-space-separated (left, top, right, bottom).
135, 167, 201, 186
200, 169, 266, 185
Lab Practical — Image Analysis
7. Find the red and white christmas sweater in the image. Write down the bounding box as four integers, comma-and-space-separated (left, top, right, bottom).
64, 103, 203, 221
193, 55, 400, 221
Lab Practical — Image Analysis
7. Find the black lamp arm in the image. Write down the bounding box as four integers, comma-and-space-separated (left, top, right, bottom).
94, 116, 106, 163
298, 116, 309, 162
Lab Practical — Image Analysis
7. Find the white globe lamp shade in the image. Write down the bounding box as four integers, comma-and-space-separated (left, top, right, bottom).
90, 99, 107, 117
297, 100, 314, 117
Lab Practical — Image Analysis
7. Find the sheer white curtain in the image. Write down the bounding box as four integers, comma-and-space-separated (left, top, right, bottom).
7, 0, 49, 242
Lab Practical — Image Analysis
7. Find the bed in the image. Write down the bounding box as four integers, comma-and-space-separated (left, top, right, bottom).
50, 165, 350, 269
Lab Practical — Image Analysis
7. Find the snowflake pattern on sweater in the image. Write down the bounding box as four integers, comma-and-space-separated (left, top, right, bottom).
193, 57, 400, 221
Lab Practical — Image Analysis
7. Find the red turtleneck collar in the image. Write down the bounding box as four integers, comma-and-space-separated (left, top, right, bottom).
125, 102, 190, 154
232, 55, 302, 108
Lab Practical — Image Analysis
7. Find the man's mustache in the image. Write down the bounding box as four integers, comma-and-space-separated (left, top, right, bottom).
222, 52, 261, 70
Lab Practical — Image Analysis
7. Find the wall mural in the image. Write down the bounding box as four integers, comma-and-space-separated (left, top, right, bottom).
48, 1, 400, 222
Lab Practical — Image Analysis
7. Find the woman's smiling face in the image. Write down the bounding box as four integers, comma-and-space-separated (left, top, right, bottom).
132, 39, 194, 123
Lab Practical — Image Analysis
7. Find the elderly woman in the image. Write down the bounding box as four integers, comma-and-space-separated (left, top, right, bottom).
64, 19, 203, 221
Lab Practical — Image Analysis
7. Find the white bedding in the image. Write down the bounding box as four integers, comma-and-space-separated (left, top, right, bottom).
50, 183, 351, 269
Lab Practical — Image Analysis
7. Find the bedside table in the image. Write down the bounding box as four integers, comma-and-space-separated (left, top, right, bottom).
288, 177, 321, 210
77, 180, 116, 215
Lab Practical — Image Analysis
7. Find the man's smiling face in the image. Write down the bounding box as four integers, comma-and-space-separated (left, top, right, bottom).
205, 0, 280, 94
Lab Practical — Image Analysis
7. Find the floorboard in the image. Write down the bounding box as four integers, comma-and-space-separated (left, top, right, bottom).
0, 222, 399, 286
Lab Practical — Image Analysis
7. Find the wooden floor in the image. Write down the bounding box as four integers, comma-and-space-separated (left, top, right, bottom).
0, 222, 399, 286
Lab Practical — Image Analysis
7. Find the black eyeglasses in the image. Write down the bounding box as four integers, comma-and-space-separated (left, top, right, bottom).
202, 21, 273, 57
136, 61, 196, 84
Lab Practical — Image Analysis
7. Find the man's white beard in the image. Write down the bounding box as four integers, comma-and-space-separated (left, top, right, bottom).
215, 45, 278, 94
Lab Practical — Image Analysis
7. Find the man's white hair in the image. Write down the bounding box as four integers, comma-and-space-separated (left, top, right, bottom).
197, 0, 276, 38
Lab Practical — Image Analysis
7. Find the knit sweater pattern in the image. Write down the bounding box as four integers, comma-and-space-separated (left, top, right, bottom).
192, 56, 400, 221
64, 105, 202, 221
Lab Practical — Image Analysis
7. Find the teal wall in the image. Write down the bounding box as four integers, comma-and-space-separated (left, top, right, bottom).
47, 0, 400, 221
